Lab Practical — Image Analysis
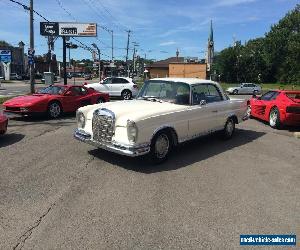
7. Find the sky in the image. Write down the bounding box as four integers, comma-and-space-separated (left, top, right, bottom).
0, 0, 298, 62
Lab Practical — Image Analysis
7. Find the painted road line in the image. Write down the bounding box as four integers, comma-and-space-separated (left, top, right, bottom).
294, 132, 300, 139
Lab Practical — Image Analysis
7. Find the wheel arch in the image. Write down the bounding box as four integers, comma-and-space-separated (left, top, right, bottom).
47, 99, 63, 112
227, 114, 238, 124
150, 125, 179, 147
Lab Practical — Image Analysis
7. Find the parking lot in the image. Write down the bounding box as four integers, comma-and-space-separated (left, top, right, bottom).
0, 110, 299, 249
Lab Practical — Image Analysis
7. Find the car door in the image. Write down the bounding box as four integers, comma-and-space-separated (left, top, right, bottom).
251, 91, 278, 120
94, 78, 111, 94
110, 78, 127, 96
187, 84, 222, 137
61, 87, 82, 112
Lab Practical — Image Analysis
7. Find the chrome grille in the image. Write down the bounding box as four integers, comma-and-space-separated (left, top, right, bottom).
92, 108, 115, 143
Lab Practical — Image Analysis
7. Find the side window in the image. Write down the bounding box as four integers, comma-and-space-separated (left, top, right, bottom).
70, 87, 82, 96
112, 78, 120, 84
119, 78, 129, 83
260, 91, 276, 101
80, 87, 88, 95
192, 84, 209, 105
206, 84, 223, 103
103, 78, 112, 84
270, 92, 279, 100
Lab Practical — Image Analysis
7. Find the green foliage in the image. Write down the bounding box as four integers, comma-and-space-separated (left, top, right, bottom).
214, 4, 300, 84
0, 40, 12, 47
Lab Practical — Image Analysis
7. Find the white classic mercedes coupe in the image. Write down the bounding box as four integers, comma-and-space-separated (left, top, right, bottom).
74, 78, 249, 163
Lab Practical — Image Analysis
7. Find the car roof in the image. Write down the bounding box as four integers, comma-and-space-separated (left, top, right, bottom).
50, 84, 85, 88
106, 76, 132, 80
149, 77, 218, 85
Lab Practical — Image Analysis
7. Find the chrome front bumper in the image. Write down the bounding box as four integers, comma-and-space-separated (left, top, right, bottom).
74, 129, 150, 157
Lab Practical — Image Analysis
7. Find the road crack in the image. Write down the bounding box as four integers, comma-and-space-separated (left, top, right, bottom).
13, 203, 55, 250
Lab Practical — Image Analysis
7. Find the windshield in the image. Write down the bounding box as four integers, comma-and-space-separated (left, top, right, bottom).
137, 80, 190, 105
37, 86, 67, 95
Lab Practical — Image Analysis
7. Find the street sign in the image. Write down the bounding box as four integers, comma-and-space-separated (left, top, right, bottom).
40, 22, 59, 36
40, 22, 97, 37
0, 50, 12, 63
27, 48, 35, 65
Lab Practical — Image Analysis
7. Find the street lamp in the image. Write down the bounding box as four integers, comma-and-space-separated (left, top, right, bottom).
92, 43, 101, 82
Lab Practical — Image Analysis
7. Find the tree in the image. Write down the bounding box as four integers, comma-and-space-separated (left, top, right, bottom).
0, 40, 12, 47
214, 4, 300, 83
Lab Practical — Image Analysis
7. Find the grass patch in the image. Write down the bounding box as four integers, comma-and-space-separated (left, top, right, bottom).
0, 96, 16, 104
220, 83, 300, 91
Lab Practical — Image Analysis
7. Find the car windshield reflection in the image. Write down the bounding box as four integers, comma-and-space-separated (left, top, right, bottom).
37, 86, 67, 95
137, 80, 190, 105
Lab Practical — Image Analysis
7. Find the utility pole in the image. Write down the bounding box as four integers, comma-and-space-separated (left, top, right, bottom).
29, 0, 35, 93
63, 36, 67, 85
125, 30, 131, 66
111, 30, 114, 62
92, 43, 101, 82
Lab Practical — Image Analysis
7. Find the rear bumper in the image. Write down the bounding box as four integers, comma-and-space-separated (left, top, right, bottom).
74, 129, 150, 157
282, 113, 300, 126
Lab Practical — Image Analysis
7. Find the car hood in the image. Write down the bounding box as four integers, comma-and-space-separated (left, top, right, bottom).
3, 94, 49, 106
81, 99, 188, 126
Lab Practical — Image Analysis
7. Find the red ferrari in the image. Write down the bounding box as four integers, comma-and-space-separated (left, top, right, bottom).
0, 113, 8, 134
3, 85, 109, 119
248, 90, 300, 128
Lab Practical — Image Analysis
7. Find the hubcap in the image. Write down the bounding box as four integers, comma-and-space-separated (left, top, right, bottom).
50, 103, 60, 118
270, 110, 278, 127
246, 105, 251, 117
123, 91, 131, 100
155, 134, 169, 159
98, 99, 104, 103
226, 120, 234, 135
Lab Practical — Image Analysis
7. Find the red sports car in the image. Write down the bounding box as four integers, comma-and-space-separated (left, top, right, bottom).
3, 85, 109, 119
0, 113, 8, 134
248, 90, 300, 128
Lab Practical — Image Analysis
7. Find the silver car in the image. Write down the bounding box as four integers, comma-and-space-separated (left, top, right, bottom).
226, 83, 261, 95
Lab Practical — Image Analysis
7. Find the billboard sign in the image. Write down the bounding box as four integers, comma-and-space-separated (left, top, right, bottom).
40, 22, 59, 36
0, 50, 12, 63
40, 22, 97, 37
58, 23, 97, 37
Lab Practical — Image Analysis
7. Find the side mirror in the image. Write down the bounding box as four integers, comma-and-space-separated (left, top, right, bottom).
65, 90, 73, 96
200, 99, 206, 105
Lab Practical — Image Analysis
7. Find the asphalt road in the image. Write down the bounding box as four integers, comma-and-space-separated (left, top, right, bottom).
0, 112, 299, 249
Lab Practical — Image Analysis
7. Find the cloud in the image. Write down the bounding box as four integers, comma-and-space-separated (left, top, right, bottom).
159, 41, 177, 46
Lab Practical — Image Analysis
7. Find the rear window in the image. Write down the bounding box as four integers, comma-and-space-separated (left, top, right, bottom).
285, 93, 300, 100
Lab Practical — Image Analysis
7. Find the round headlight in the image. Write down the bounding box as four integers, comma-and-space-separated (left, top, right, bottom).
76, 111, 85, 128
127, 120, 137, 143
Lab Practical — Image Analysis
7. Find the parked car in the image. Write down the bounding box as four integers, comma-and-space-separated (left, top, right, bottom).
66, 73, 73, 79
41, 75, 58, 83
248, 90, 300, 128
85, 77, 139, 100
226, 83, 261, 95
10, 73, 22, 80
84, 73, 92, 80
0, 113, 8, 134
74, 78, 249, 163
3, 84, 109, 119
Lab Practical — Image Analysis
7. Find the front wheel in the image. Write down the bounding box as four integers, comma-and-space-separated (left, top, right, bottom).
149, 131, 172, 164
121, 90, 132, 100
221, 118, 235, 140
47, 102, 62, 119
233, 89, 238, 95
269, 107, 281, 129
246, 105, 252, 118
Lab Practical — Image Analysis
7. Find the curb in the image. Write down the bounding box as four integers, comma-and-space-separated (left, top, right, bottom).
294, 132, 300, 139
